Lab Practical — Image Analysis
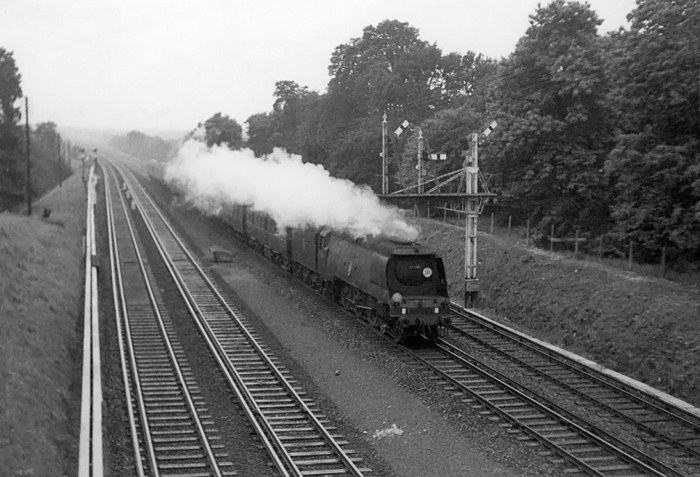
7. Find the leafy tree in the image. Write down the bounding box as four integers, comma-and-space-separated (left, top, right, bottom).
605, 135, 700, 253
240, 21, 498, 190
487, 0, 613, 234
0, 47, 23, 206
327, 125, 382, 189
203, 112, 244, 149
327, 20, 443, 123
245, 82, 321, 157
270, 80, 317, 152
245, 112, 275, 157
604, 0, 700, 254
185, 113, 244, 150
29, 122, 72, 196
436, 52, 498, 108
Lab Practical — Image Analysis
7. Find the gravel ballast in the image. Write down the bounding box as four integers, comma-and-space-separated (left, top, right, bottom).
164, 200, 562, 477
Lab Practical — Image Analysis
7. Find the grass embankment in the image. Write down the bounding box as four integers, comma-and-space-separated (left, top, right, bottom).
0, 175, 84, 476
416, 218, 700, 407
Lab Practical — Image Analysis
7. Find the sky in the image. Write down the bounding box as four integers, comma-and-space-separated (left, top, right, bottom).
0, 0, 638, 135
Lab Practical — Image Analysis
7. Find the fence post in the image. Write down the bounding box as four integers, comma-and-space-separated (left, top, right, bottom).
526, 219, 530, 246
575, 229, 580, 256
550, 224, 554, 252
661, 245, 666, 277
628, 241, 633, 271
508, 216, 512, 238
599, 235, 603, 258
490, 213, 494, 234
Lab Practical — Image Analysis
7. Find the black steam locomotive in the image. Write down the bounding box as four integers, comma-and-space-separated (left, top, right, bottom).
148, 161, 451, 342
218, 205, 451, 342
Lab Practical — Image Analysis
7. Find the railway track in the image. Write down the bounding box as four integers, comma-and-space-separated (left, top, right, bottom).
106, 155, 700, 477
407, 338, 686, 476
442, 307, 700, 475
105, 165, 232, 476
106, 159, 369, 477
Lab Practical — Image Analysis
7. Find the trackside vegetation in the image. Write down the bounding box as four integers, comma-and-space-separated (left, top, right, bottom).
114, 1, 699, 274
0, 173, 85, 476
239, 1, 698, 273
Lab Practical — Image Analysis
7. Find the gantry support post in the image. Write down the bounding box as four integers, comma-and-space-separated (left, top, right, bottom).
464, 132, 479, 306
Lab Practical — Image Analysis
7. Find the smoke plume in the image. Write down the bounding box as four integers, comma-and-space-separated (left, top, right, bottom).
165, 140, 419, 241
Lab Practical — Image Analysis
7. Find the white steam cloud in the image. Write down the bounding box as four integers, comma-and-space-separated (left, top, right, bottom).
165, 140, 419, 241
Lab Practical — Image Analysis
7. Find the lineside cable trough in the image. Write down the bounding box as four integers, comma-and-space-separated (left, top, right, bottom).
78, 164, 104, 477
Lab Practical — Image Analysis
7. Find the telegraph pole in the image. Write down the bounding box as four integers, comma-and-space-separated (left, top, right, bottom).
381, 111, 388, 194
57, 136, 64, 187
25, 97, 31, 216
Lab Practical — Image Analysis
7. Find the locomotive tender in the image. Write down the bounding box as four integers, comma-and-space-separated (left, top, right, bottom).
148, 160, 451, 342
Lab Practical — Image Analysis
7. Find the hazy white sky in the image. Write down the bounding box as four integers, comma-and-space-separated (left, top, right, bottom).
0, 0, 637, 134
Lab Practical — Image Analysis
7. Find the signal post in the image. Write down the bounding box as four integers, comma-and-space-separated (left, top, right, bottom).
379, 118, 496, 307
463, 133, 480, 305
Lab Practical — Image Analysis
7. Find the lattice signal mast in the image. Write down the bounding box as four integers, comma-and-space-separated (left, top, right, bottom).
464, 121, 497, 305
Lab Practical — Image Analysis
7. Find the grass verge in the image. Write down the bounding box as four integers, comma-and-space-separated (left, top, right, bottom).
0, 175, 84, 476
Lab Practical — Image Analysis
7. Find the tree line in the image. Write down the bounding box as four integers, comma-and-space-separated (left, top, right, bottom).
0, 48, 73, 212
115, 0, 699, 268
238, 0, 698, 267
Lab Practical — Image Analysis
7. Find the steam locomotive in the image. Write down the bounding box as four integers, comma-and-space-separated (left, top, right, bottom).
148, 160, 451, 342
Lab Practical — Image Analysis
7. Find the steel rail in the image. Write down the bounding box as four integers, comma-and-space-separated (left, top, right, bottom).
102, 163, 146, 477
407, 338, 676, 476
450, 305, 700, 425
105, 162, 224, 477
118, 163, 366, 477
434, 338, 686, 477
115, 164, 294, 477
447, 305, 700, 462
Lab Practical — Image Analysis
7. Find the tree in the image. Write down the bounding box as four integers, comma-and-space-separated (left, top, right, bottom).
204, 112, 244, 149
0, 47, 23, 206
487, 1, 613, 234
270, 80, 316, 152
605, 136, 700, 253
29, 122, 72, 196
326, 20, 445, 122
606, 0, 699, 143
245, 112, 274, 157
604, 0, 700, 255
436, 52, 498, 108
186, 113, 244, 150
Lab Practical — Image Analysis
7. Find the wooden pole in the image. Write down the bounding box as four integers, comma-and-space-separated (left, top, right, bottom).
25, 97, 31, 216
575, 229, 580, 256
526, 219, 530, 246
628, 241, 633, 271
661, 245, 666, 277
508, 216, 512, 238
599, 235, 603, 258
490, 213, 494, 234
550, 224, 554, 251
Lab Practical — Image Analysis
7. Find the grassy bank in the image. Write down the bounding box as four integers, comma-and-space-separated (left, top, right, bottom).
415, 218, 700, 407
0, 175, 84, 476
